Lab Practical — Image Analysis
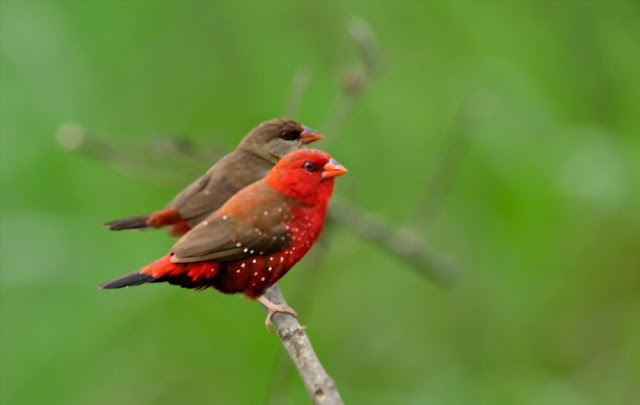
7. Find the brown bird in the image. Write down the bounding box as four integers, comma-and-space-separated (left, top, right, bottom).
105, 119, 324, 236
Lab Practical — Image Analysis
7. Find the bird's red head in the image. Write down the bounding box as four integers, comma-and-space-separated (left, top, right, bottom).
265, 149, 347, 206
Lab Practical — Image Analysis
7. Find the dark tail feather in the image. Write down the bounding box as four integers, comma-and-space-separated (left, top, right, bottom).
99, 270, 155, 289
105, 215, 150, 230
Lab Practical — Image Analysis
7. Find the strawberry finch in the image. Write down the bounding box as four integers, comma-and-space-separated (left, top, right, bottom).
101, 149, 347, 329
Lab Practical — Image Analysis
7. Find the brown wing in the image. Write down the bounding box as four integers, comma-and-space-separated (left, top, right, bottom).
170, 183, 293, 263
167, 149, 273, 224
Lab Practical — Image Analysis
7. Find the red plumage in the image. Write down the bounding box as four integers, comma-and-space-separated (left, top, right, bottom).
101, 149, 347, 328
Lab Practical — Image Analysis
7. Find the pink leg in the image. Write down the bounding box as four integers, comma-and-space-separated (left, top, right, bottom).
258, 295, 298, 332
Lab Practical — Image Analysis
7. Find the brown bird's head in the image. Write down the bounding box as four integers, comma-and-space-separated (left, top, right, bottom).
238, 118, 324, 164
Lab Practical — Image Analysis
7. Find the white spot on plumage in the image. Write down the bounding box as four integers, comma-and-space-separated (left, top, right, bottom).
261, 277, 265, 281
250, 250, 254, 254
203, 220, 209, 226
236, 242, 242, 247
222, 215, 228, 220
236, 269, 241, 273
268, 267, 272, 271
254, 272, 258, 276
280, 257, 284, 262
252, 259, 257, 263
241, 263, 246, 268
269, 257, 274, 261
243, 248, 248, 253
263, 211, 268, 216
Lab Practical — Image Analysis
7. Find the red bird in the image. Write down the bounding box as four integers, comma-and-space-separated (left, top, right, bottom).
100, 149, 347, 329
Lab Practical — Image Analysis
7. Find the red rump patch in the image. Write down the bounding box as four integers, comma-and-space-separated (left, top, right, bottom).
168, 220, 191, 236
140, 254, 177, 278
147, 209, 183, 227
140, 253, 219, 282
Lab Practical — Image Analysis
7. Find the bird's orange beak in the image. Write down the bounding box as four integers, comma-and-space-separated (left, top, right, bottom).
300, 126, 324, 144
322, 159, 348, 179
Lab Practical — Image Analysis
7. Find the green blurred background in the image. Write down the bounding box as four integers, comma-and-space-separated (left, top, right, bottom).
1, 2, 639, 404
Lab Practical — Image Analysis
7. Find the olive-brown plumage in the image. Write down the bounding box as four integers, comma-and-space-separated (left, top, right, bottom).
105, 119, 323, 235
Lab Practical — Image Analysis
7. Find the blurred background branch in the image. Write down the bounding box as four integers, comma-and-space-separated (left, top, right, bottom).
417, 94, 486, 227
322, 17, 381, 145
283, 67, 312, 118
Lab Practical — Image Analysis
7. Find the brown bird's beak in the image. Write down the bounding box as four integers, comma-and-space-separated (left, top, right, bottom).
299, 126, 324, 144
322, 159, 348, 179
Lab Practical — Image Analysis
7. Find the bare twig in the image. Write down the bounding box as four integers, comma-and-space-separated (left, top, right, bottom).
56, 122, 217, 187
418, 94, 486, 226
283, 67, 312, 117
322, 17, 380, 145
261, 286, 344, 405
329, 201, 455, 285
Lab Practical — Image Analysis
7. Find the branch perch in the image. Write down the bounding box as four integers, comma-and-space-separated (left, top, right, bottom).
261, 285, 344, 405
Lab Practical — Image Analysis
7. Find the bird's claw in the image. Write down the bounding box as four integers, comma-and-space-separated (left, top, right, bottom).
264, 304, 298, 332
258, 295, 299, 333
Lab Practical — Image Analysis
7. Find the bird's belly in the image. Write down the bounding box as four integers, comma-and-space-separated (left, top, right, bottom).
212, 246, 307, 298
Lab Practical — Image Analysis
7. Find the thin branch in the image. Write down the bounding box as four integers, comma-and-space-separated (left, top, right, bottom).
56, 122, 218, 187
417, 94, 485, 226
329, 201, 455, 285
283, 67, 312, 118
263, 238, 331, 405
261, 285, 344, 405
322, 17, 380, 145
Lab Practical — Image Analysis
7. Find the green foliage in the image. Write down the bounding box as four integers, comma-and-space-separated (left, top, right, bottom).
1, 1, 639, 404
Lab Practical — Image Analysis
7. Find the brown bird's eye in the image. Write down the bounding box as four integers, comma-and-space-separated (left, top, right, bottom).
303, 161, 317, 172
280, 130, 300, 141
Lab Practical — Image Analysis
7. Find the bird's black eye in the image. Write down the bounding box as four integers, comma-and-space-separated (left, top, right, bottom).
280, 130, 300, 141
303, 161, 317, 172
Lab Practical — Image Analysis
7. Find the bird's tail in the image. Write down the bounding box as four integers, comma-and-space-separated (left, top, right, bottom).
105, 215, 150, 230
100, 254, 220, 291
99, 270, 155, 289
100, 254, 178, 290
105, 209, 183, 231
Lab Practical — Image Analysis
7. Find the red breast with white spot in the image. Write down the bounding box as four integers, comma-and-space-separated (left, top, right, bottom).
213, 203, 326, 297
